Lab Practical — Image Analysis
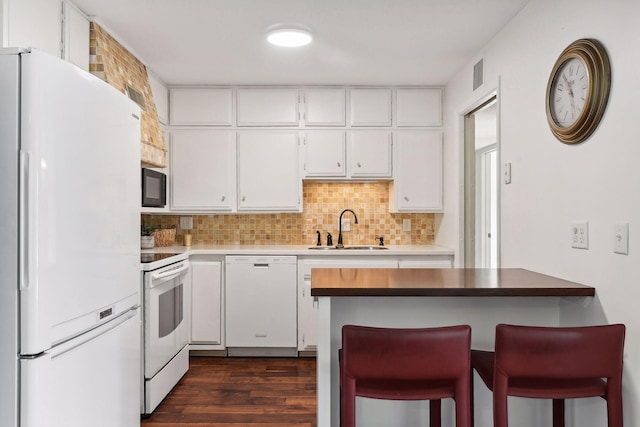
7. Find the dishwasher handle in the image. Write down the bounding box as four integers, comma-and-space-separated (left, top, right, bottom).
253, 263, 269, 268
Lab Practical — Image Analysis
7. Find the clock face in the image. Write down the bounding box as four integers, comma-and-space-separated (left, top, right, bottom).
549, 57, 590, 128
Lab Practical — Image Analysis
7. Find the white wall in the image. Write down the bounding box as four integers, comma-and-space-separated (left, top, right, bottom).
1, 0, 60, 57
442, 0, 640, 425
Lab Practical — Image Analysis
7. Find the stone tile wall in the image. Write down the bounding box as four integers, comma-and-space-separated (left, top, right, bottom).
89, 22, 166, 167
143, 181, 435, 246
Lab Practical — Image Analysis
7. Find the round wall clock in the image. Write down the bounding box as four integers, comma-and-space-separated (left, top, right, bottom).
545, 38, 611, 144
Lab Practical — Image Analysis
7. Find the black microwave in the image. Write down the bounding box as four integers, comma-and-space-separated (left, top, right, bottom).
141, 168, 166, 208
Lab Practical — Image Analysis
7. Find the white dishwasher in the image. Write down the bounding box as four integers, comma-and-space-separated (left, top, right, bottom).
225, 256, 298, 357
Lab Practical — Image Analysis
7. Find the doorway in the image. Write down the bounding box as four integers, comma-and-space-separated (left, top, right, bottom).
464, 97, 498, 268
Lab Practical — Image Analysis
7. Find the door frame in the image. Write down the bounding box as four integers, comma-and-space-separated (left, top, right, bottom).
462, 89, 501, 268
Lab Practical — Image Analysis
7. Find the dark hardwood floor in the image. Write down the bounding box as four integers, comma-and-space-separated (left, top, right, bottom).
142, 357, 317, 427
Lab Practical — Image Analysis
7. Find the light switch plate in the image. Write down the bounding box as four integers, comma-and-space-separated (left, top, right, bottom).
614, 223, 629, 255
403, 219, 411, 231
342, 219, 351, 232
504, 162, 512, 184
571, 221, 589, 249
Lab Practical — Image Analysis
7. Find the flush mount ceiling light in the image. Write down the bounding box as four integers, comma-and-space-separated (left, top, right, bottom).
266, 24, 313, 47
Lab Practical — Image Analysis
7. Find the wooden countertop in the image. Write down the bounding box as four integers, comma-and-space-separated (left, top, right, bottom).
310, 268, 595, 297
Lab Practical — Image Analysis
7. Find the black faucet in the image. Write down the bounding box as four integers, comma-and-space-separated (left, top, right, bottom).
336, 209, 358, 248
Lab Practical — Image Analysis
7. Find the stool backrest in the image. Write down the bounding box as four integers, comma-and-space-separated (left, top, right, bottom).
494, 324, 625, 380
341, 325, 471, 381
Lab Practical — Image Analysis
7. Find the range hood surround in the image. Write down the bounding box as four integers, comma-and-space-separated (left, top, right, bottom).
89, 22, 166, 167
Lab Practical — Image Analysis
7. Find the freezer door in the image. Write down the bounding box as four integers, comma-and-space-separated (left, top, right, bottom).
19, 49, 141, 354
21, 308, 141, 427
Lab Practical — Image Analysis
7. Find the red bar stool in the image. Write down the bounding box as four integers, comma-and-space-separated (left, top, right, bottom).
340, 324, 472, 427
471, 324, 625, 427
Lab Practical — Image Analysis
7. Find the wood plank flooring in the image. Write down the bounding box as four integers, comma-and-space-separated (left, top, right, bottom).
142, 357, 317, 427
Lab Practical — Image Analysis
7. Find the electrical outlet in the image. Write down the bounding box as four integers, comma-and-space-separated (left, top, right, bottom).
342, 218, 351, 231
614, 223, 629, 255
571, 221, 589, 249
180, 216, 193, 230
402, 219, 411, 231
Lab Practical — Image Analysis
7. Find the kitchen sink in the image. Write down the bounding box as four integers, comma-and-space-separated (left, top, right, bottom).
307, 246, 388, 250
343, 245, 388, 250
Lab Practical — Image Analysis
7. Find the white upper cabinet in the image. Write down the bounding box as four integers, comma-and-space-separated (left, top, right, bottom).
304, 88, 346, 126
237, 88, 299, 126
170, 130, 236, 211
62, 1, 89, 71
170, 88, 233, 126
390, 130, 443, 212
303, 131, 346, 177
396, 88, 442, 127
148, 72, 169, 125
237, 131, 301, 211
349, 131, 392, 178
349, 88, 392, 126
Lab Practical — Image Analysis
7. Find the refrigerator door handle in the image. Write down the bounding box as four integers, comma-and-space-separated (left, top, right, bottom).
19, 150, 30, 290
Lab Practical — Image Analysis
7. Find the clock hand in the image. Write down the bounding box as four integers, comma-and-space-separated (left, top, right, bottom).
562, 74, 577, 119
562, 74, 575, 98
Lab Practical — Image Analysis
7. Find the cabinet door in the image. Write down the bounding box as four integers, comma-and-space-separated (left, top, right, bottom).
391, 131, 443, 212
303, 131, 346, 177
237, 88, 299, 126
349, 88, 392, 126
237, 132, 301, 211
190, 261, 222, 344
170, 88, 233, 126
63, 2, 89, 71
396, 88, 442, 127
298, 272, 317, 351
304, 88, 346, 126
349, 131, 392, 178
170, 130, 236, 211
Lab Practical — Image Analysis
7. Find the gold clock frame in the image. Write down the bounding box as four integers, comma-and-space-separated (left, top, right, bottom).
546, 39, 611, 144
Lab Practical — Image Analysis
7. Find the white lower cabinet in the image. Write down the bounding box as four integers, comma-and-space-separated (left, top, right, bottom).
297, 257, 397, 352
190, 257, 224, 349
225, 256, 297, 355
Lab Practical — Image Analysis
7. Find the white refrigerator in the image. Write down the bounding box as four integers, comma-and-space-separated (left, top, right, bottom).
0, 48, 141, 427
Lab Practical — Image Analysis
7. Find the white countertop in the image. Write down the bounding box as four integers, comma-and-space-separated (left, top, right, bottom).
141, 244, 454, 257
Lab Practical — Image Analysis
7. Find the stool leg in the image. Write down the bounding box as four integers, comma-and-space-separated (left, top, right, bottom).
552, 399, 565, 427
429, 399, 441, 427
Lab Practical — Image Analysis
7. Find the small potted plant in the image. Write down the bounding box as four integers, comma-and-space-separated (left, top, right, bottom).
141, 223, 157, 249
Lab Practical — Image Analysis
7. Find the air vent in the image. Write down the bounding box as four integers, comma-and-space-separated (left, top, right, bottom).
473, 59, 484, 91
126, 84, 146, 111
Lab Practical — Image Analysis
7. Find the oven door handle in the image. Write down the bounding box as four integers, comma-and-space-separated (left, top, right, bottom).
150, 263, 189, 283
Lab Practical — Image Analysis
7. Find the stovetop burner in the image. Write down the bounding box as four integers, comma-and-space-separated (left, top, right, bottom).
141, 253, 182, 263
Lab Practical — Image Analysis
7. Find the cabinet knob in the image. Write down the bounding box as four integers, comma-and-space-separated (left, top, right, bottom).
357, 162, 362, 168
404, 196, 409, 202
221, 195, 226, 202
242, 196, 246, 202
337, 161, 341, 167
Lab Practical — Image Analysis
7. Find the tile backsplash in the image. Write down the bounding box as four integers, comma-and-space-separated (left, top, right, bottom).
143, 182, 435, 246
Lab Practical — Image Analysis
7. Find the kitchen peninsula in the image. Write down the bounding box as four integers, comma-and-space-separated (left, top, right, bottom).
311, 268, 595, 427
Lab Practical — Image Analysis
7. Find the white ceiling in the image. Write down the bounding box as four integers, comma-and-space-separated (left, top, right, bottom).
72, 0, 530, 86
